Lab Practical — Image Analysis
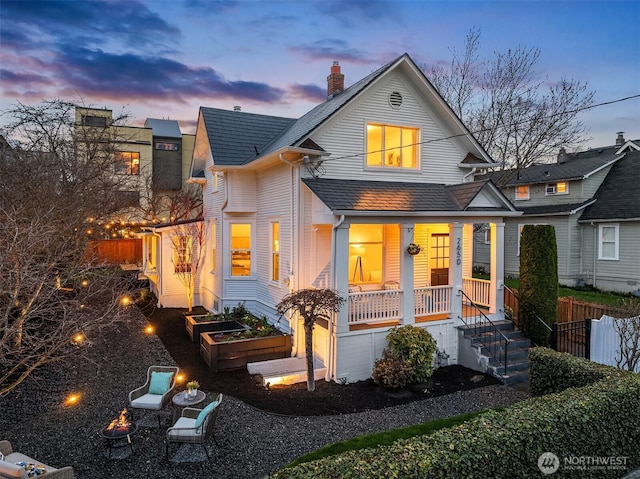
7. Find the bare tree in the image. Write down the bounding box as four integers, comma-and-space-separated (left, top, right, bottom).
0, 99, 135, 395
424, 28, 595, 172
170, 219, 207, 312
613, 299, 640, 373
276, 289, 345, 391
136, 168, 203, 222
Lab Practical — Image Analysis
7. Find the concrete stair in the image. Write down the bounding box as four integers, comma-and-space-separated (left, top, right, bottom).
247, 356, 326, 387
459, 320, 531, 386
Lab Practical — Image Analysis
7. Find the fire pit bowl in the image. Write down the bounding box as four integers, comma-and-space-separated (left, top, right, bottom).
100, 408, 138, 458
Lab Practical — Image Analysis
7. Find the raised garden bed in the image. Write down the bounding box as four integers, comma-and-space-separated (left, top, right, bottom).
200, 331, 292, 372
184, 314, 249, 343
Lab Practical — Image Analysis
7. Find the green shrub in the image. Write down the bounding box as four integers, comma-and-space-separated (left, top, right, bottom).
272, 362, 640, 478
386, 325, 437, 382
529, 347, 625, 396
372, 350, 414, 389
519, 224, 558, 346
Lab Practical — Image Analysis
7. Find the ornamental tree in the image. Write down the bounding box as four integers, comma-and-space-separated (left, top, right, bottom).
276, 289, 345, 391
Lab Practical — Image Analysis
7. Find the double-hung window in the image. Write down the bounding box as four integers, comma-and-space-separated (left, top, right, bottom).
515, 186, 530, 200
174, 236, 192, 273
230, 223, 251, 276
546, 181, 567, 195
366, 124, 419, 168
598, 224, 619, 260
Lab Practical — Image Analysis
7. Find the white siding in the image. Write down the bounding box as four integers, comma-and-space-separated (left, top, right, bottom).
308, 74, 468, 185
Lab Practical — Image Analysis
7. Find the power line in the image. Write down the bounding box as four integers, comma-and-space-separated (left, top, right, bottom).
315, 94, 640, 164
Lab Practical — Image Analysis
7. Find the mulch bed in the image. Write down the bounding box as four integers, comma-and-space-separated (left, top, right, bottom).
147, 303, 501, 416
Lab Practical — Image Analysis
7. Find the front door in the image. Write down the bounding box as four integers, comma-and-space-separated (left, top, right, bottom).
430, 233, 449, 286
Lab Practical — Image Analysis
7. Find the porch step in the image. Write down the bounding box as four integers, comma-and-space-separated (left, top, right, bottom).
247, 356, 326, 387
458, 318, 531, 387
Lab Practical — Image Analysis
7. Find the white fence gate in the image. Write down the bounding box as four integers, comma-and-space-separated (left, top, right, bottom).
590, 315, 640, 373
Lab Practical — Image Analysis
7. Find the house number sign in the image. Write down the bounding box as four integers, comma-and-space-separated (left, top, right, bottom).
456, 238, 462, 265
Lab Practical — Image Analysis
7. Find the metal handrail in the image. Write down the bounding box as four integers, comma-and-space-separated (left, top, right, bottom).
459, 289, 511, 375
504, 285, 552, 332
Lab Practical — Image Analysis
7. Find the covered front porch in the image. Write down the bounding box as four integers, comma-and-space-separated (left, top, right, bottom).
332, 221, 505, 332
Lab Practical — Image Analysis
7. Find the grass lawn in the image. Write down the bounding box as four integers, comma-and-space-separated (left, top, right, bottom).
286, 407, 503, 468
503, 277, 632, 307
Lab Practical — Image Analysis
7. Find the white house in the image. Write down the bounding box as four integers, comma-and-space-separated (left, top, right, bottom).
142, 54, 521, 383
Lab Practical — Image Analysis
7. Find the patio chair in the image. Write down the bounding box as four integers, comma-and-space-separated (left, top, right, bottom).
0, 440, 75, 479
166, 393, 223, 461
128, 365, 179, 428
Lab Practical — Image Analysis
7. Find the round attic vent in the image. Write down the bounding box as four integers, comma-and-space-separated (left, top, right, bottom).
389, 91, 403, 109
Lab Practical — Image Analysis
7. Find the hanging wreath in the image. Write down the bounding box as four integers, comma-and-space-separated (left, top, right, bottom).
406, 243, 422, 255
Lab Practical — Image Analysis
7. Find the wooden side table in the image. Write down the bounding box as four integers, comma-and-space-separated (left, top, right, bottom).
171, 390, 206, 423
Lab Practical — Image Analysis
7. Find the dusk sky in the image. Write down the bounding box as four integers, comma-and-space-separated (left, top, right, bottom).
1, 0, 639, 150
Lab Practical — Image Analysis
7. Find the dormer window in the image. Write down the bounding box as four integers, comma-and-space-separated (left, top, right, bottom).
366, 123, 419, 169
546, 181, 568, 195
515, 186, 530, 200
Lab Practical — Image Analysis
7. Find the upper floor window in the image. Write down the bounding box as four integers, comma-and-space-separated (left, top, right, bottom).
366, 124, 418, 169
546, 181, 568, 195
155, 142, 179, 151
598, 224, 619, 260
271, 222, 280, 282
230, 223, 251, 277
115, 151, 140, 175
515, 185, 530, 200
81, 115, 107, 127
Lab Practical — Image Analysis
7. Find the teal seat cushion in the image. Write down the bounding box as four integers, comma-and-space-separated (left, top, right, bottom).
195, 401, 218, 429
148, 371, 174, 395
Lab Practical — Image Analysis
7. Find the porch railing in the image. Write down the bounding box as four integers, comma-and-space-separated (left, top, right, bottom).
348, 289, 402, 325
462, 277, 491, 308
414, 286, 452, 317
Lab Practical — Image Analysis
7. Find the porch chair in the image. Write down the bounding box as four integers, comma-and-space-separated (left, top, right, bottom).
166, 393, 223, 462
0, 440, 74, 479
128, 365, 179, 428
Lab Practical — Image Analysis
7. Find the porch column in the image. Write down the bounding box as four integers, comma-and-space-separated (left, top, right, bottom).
451, 223, 464, 320
490, 222, 505, 315
400, 223, 415, 325
334, 223, 351, 333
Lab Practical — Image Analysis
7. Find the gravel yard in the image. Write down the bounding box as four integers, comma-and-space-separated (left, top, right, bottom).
0, 307, 529, 479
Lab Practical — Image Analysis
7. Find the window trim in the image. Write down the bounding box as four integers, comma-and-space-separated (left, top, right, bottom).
545, 181, 568, 196
514, 185, 530, 200
210, 222, 217, 274
365, 123, 420, 170
598, 224, 619, 261
173, 236, 193, 274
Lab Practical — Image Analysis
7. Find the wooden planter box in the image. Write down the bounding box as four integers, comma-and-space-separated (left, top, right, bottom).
200, 332, 292, 372
184, 315, 249, 343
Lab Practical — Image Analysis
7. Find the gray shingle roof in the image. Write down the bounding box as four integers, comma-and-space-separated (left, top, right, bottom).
479, 145, 624, 186
580, 150, 640, 221
519, 200, 595, 216
301, 178, 507, 213
201, 108, 295, 166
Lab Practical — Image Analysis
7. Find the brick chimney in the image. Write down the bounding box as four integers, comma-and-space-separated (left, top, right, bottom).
327, 61, 344, 99
616, 131, 625, 146
557, 147, 568, 164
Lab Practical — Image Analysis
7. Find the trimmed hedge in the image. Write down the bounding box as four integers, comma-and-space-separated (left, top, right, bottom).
272, 351, 640, 479
529, 347, 626, 396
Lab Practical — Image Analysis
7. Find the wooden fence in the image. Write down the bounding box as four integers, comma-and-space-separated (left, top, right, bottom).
85, 239, 142, 265
556, 297, 630, 323
504, 288, 630, 324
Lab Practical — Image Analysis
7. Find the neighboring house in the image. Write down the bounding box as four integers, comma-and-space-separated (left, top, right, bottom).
143, 54, 521, 383
75, 107, 195, 229
475, 135, 640, 294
